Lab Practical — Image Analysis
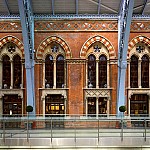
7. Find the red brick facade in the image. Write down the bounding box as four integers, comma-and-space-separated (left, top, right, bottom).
0, 20, 150, 117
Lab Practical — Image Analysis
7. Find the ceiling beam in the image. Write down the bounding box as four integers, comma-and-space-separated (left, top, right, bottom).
88, 0, 118, 13
98, 0, 101, 15
52, 0, 55, 15
76, 0, 78, 15
18, 0, 35, 114
117, 0, 134, 116
3, 0, 10, 15
142, 0, 148, 15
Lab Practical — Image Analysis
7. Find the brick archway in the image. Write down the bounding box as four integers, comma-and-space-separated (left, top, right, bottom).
127, 35, 150, 57
80, 35, 116, 59
36, 36, 72, 59
0, 35, 24, 55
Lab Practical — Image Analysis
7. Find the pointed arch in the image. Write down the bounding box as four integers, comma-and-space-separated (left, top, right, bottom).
80, 35, 116, 59
0, 35, 24, 56
36, 36, 72, 59
127, 35, 150, 58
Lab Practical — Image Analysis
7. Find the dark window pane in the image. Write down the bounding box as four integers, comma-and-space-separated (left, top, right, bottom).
88, 55, 96, 88
45, 55, 53, 88
98, 97, 107, 114
3, 55, 11, 89
99, 55, 107, 88
130, 55, 138, 88
88, 97, 96, 116
141, 55, 149, 88
13, 55, 22, 88
56, 55, 64, 88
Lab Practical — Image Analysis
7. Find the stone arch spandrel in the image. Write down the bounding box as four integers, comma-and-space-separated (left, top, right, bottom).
80, 35, 116, 59
127, 35, 150, 58
36, 36, 72, 59
0, 35, 24, 57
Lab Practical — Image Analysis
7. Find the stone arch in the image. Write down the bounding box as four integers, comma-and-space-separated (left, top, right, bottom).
80, 35, 116, 59
0, 35, 24, 56
127, 35, 150, 58
36, 36, 72, 59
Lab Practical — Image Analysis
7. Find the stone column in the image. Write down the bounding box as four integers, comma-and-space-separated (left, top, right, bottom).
64, 97, 67, 115
128, 60, 130, 88
85, 60, 88, 88
53, 60, 56, 89
107, 60, 110, 88
96, 60, 99, 88
43, 61, 45, 88
149, 61, 150, 88
128, 98, 130, 116
138, 59, 142, 88
21, 60, 24, 88
0, 60, 2, 89
85, 97, 88, 116
107, 98, 110, 116
64, 60, 67, 88
96, 97, 99, 117
10, 59, 13, 89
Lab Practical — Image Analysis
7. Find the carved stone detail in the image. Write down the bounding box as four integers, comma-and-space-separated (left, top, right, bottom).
84, 89, 110, 97
40, 88, 67, 100
0, 89, 24, 99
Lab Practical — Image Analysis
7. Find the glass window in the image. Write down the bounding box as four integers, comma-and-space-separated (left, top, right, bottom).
13, 55, 22, 88
88, 55, 96, 88
56, 55, 64, 88
2, 55, 11, 89
141, 55, 149, 88
99, 55, 107, 88
88, 97, 96, 116
45, 55, 53, 88
130, 55, 138, 88
98, 97, 107, 114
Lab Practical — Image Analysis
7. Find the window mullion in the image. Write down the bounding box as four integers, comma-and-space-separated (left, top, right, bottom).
96, 60, 99, 88
11, 59, 13, 88
138, 59, 141, 88
53, 59, 56, 89
0, 60, 2, 88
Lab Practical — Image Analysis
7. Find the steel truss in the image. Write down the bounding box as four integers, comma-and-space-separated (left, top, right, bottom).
18, 0, 35, 114
117, 0, 134, 115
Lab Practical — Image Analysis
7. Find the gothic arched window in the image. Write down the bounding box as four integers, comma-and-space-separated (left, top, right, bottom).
45, 55, 53, 88
2, 55, 11, 89
141, 55, 149, 88
88, 54, 96, 88
99, 55, 107, 88
13, 55, 22, 88
130, 55, 138, 88
56, 55, 64, 88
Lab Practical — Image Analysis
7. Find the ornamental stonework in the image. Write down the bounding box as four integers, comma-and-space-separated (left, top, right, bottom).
0, 21, 21, 31
35, 20, 118, 31
0, 20, 150, 32
85, 89, 110, 97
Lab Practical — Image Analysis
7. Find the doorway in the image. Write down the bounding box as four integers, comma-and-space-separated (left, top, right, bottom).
3, 95, 22, 128
45, 94, 65, 128
130, 94, 149, 127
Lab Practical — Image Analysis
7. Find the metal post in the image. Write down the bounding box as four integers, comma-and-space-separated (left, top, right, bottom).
3, 119, 5, 143
27, 114, 29, 142
121, 118, 123, 141
98, 118, 99, 143
50, 117, 52, 143
144, 119, 146, 141
74, 116, 76, 143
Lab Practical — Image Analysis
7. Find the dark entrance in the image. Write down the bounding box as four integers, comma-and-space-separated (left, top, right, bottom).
45, 94, 64, 128
130, 94, 149, 127
3, 95, 22, 128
